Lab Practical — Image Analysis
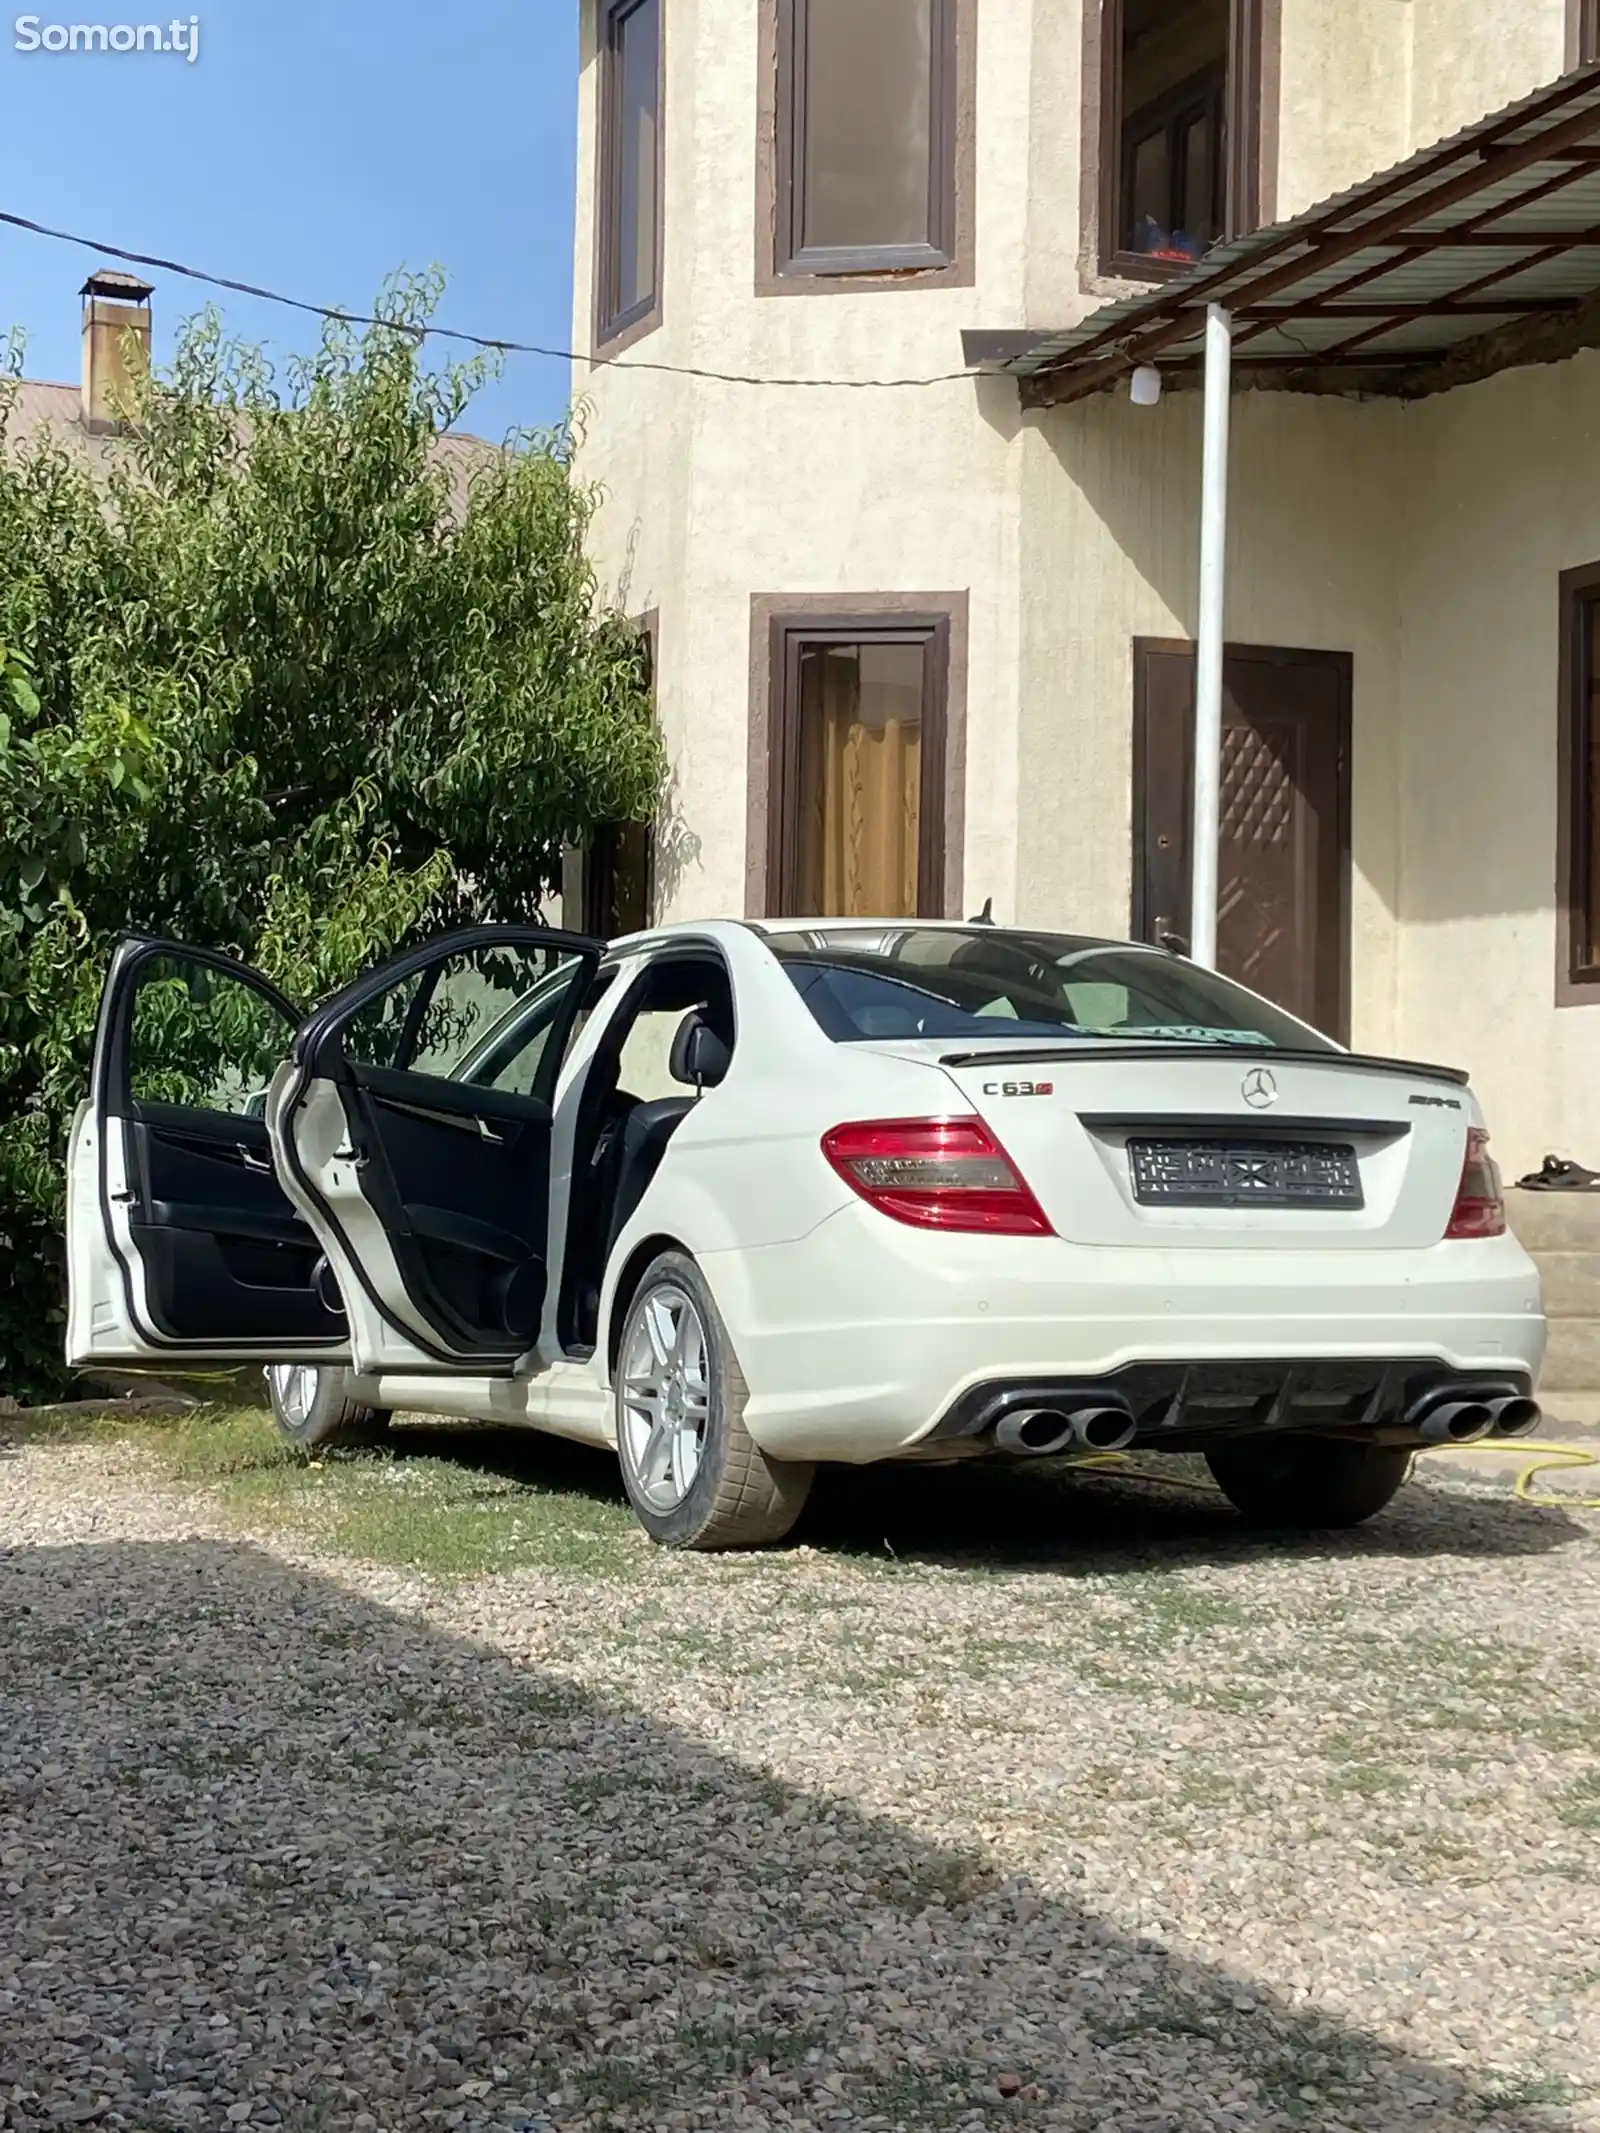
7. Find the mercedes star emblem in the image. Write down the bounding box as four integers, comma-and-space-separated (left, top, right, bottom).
1241, 1066, 1278, 1109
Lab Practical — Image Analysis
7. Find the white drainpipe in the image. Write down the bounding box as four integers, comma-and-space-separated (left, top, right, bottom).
1188, 302, 1233, 969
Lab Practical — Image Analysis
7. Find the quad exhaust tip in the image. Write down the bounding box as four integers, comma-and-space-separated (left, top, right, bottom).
1411, 1387, 1542, 1445
994, 1404, 1137, 1457
1486, 1394, 1541, 1438
1416, 1400, 1494, 1444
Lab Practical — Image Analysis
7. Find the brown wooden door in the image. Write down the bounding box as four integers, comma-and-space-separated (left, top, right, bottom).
1132, 640, 1351, 1039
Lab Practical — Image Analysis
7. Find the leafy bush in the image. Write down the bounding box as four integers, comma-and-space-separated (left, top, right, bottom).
0, 274, 660, 1397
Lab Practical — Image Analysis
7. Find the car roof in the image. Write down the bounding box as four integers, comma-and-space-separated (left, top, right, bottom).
605, 917, 1144, 951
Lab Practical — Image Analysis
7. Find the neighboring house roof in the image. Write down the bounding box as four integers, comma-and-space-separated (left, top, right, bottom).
4, 374, 502, 514
979, 57, 1600, 406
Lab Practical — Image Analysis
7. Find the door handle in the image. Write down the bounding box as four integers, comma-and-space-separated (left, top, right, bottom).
1153, 916, 1189, 955
237, 1145, 273, 1173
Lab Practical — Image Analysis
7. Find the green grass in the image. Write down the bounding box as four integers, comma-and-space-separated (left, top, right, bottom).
1557, 1770, 1600, 1833
5, 1399, 644, 1579
1479, 2071, 1584, 2110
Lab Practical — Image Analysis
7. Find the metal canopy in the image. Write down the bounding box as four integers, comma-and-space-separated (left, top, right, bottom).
1005, 60, 1600, 406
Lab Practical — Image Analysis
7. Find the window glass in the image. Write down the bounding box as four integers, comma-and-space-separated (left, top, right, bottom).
339, 970, 425, 1074
1118, 0, 1227, 261
459, 966, 618, 1095
340, 944, 588, 1099
127, 957, 297, 1114
769, 928, 1337, 1050
616, 1007, 693, 1103
800, 0, 934, 252
599, 0, 660, 334
794, 640, 925, 919
611, 965, 735, 1101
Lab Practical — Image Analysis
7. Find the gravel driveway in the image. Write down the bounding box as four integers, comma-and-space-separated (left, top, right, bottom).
3, 1423, 1599, 2132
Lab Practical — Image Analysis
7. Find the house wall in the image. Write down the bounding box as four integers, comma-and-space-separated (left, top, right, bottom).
1393, 349, 1600, 1174
1273, 0, 1568, 222
573, 0, 1083, 925
1006, 353, 1600, 1179
1012, 388, 1406, 1050
1405, 0, 1567, 149
571, 0, 1595, 1176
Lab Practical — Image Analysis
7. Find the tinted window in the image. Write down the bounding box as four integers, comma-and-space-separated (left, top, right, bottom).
769, 928, 1338, 1050
780, 0, 955, 273
340, 944, 590, 1102
456, 966, 618, 1095
803, 0, 932, 250
127, 955, 297, 1114
597, 0, 660, 340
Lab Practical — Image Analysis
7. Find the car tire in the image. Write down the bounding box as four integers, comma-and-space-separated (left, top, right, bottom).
613, 1251, 813, 1550
266, 1364, 391, 1453
1204, 1435, 1411, 1529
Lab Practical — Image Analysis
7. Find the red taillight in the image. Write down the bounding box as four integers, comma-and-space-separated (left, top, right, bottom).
1446, 1127, 1506, 1239
821, 1116, 1053, 1236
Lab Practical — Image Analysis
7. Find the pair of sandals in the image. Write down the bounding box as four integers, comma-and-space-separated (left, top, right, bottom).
1515, 1154, 1600, 1192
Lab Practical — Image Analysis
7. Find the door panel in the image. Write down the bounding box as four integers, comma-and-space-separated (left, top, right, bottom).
1133, 641, 1350, 1039
269, 927, 604, 1375
66, 938, 349, 1368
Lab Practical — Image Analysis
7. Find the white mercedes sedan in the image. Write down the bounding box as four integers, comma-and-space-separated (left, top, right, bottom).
67, 917, 1545, 1548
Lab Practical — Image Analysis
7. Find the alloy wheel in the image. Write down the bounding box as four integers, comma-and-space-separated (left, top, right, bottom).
268, 1362, 320, 1430
619, 1284, 711, 1511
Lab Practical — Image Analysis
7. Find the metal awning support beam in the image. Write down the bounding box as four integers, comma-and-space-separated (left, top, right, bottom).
1189, 304, 1232, 971
1021, 84, 1600, 408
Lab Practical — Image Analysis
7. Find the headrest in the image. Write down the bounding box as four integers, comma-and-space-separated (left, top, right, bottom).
670, 1008, 731, 1089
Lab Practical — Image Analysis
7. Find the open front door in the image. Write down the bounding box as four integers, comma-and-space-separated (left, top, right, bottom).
268, 926, 604, 1375
67, 937, 351, 1368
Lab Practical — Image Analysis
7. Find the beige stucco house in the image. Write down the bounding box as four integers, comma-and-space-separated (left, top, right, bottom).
568, 0, 1600, 1190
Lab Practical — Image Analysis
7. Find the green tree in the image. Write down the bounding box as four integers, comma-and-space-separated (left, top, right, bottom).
0, 273, 660, 1397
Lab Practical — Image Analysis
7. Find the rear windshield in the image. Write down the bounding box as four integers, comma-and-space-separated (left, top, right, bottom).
767, 927, 1338, 1051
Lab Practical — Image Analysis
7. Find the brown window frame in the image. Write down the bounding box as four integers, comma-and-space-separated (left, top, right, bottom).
1092, 0, 1276, 284
1570, 0, 1600, 66
759, 0, 973, 291
593, 0, 664, 355
747, 595, 968, 919
1557, 563, 1600, 1001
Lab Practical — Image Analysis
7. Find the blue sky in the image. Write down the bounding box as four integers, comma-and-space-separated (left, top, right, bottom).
1, 0, 579, 439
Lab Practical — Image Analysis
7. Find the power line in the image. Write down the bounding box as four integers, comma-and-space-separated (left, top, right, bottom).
0, 208, 979, 391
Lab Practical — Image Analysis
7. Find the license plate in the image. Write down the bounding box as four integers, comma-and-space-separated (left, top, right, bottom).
1128, 1137, 1363, 1209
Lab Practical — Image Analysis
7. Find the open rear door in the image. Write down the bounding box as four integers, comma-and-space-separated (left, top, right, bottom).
267, 925, 604, 1375
66, 937, 351, 1368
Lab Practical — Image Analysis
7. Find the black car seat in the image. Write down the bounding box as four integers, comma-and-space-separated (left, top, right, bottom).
946, 935, 1076, 1023
601, 1006, 733, 1265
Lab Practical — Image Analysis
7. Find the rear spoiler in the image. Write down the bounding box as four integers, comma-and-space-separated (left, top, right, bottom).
936, 1042, 1471, 1088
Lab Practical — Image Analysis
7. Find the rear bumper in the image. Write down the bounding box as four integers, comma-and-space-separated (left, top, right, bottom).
929, 1357, 1537, 1452
702, 1205, 1546, 1463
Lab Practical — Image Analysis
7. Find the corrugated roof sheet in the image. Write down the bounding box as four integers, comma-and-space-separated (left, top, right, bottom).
1004, 59, 1600, 403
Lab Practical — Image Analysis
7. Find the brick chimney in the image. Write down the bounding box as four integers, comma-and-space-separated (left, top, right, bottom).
79, 269, 153, 432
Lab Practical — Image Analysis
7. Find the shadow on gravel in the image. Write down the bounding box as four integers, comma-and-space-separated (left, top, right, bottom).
0, 1535, 1574, 2131
379, 1422, 1586, 1579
